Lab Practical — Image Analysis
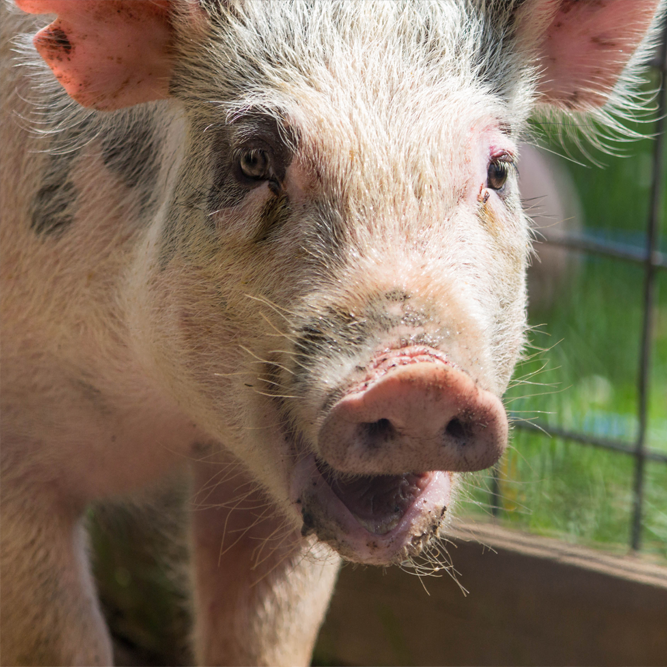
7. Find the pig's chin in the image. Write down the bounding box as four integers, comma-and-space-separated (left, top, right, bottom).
290, 454, 451, 565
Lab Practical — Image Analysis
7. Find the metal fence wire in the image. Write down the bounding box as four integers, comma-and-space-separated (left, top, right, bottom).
493, 25, 667, 552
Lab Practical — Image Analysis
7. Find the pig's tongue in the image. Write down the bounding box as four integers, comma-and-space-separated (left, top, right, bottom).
316, 460, 431, 535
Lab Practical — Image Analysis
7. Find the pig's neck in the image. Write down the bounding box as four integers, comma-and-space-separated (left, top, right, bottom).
190, 455, 341, 666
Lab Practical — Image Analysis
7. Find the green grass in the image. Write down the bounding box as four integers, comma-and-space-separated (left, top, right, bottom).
458, 118, 667, 559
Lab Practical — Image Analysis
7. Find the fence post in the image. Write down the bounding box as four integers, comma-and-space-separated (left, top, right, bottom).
630, 25, 667, 552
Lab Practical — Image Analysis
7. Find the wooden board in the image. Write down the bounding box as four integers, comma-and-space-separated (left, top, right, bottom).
315, 522, 667, 666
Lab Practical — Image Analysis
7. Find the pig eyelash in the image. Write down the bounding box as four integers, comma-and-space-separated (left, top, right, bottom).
486, 155, 515, 192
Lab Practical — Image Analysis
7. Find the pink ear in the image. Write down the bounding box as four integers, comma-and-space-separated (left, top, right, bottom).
519, 0, 663, 110
16, 0, 174, 111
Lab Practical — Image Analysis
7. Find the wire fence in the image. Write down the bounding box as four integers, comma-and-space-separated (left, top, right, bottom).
492, 25, 667, 552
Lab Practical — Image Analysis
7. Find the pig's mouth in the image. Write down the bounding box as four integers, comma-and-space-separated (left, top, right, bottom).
291, 454, 451, 565
286, 344, 505, 563
315, 458, 435, 534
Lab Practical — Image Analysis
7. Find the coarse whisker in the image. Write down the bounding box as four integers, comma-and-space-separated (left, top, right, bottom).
510, 380, 559, 389
239, 345, 295, 375
256, 375, 286, 389
245, 294, 300, 323
253, 390, 298, 399
251, 522, 296, 570
194, 477, 271, 510
264, 348, 317, 374
189, 457, 248, 492
274, 348, 313, 359
250, 538, 329, 588
212, 370, 255, 378
524, 337, 564, 357
192, 470, 244, 507
512, 420, 551, 437
505, 385, 570, 402
217, 491, 268, 564
249, 544, 299, 587
258, 312, 298, 343
417, 573, 432, 595
250, 517, 293, 570
508, 360, 554, 385
239, 422, 290, 432
192, 483, 252, 515
225, 505, 276, 535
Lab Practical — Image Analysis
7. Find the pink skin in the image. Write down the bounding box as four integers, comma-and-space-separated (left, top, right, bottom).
289, 347, 507, 564
318, 349, 508, 475
290, 456, 452, 566
16, 0, 174, 110
536, 0, 663, 109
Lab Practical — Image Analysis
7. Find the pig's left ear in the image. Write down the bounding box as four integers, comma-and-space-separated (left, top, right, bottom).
517, 0, 664, 111
16, 0, 176, 111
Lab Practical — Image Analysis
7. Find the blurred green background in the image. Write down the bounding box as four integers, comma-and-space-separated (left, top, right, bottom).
458, 82, 667, 560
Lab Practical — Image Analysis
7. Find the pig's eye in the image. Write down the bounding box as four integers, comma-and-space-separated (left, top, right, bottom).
238, 148, 272, 182
487, 159, 510, 191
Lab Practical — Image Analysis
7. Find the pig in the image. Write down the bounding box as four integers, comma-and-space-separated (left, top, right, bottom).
521, 144, 583, 311
1, 0, 664, 664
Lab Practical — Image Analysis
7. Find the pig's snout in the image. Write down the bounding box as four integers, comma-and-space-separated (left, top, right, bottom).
318, 359, 508, 475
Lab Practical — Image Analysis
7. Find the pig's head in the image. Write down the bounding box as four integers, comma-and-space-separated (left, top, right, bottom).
19, 0, 664, 565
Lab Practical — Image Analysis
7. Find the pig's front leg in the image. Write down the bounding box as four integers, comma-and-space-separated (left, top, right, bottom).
0, 473, 112, 666
191, 456, 341, 667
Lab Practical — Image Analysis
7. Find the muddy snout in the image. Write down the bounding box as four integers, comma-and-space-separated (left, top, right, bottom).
318, 358, 508, 475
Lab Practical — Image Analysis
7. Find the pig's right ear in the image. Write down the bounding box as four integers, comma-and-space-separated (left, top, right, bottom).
16, 0, 176, 111
517, 0, 664, 111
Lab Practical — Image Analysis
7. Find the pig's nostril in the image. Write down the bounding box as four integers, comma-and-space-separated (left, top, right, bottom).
445, 417, 469, 446
319, 361, 509, 474
359, 418, 395, 448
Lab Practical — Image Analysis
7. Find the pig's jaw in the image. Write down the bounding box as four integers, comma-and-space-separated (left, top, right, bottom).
290, 454, 451, 565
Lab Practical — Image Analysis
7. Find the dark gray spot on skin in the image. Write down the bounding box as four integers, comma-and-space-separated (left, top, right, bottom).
30, 109, 90, 238
206, 129, 249, 212
102, 119, 160, 212
48, 26, 72, 55
30, 134, 83, 236
291, 308, 370, 394
299, 308, 369, 355
301, 510, 316, 537
384, 289, 411, 303
372, 307, 429, 332
31, 179, 76, 235
591, 34, 617, 49
72, 379, 112, 416
208, 113, 297, 215
253, 193, 290, 243
31, 112, 161, 238
291, 293, 435, 407
162, 111, 297, 265
473, 10, 518, 101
